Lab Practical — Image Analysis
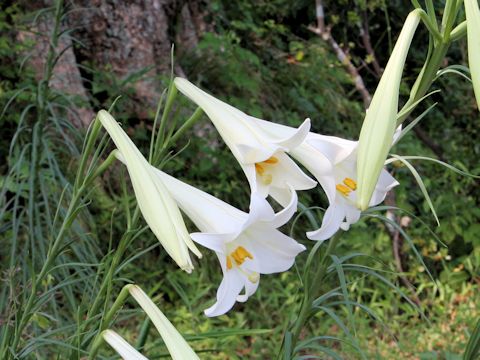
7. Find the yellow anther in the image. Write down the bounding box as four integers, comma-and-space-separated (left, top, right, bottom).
255, 163, 265, 176
230, 246, 253, 266
336, 184, 352, 197
255, 156, 279, 184
226, 256, 233, 270
343, 177, 357, 191
263, 156, 279, 164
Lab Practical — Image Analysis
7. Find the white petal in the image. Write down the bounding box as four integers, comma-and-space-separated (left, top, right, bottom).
128, 286, 200, 359
342, 205, 361, 230
236, 276, 260, 302
268, 152, 316, 191
174, 78, 281, 164
204, 265, 245, 317
306, 203, 346, 241
153, 169, 246, 233
190, 232, 231, 253
369, 169, 399, 206
237, 143, 278, 165
268, 118, 311, 150
269, 186, 294, 208
271, 186, 298, 228
290, 141, 333, 178
238, 227, 306, 274
306, 135, 356, 165
242, 192, 276, 230
102, 330, 148, 360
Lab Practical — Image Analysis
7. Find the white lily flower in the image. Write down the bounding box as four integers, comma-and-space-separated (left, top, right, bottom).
147, 168, 306, 316
255, 119, 399, 241
97, 110, 201, 273
465, 0, 480, 108
174, 77, 316, 206
102, 330, 148, 360
128, 285, 200, 360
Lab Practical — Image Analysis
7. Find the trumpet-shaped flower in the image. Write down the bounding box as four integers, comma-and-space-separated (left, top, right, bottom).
465, 0, 480, 108
174, 77, 316, 206
356, 10, 419, 210
151, 169, 306, 316
255, 119, 399, 241
97, 110, 201, 273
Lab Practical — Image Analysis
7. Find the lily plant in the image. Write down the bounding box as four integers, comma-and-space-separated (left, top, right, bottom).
174, 77, 316, 206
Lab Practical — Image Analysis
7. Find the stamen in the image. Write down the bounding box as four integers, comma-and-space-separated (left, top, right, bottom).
230, 246, 253, 266
336, 184, 352, 197
263, 156, 279, 164
343, 177, 357, 190
255, 156, 279, 184
261, 174, 273, 185
226, 256, 232, 270
248, 272, 260, 283
255, 163, 265, 176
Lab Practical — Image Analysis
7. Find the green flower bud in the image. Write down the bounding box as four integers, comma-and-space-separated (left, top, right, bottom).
356, 10, 420, 210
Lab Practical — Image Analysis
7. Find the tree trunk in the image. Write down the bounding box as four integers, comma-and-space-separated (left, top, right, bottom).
20, 0, 208, 125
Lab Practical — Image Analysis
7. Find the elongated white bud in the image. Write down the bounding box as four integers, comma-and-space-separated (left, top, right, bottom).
356, 10, 420, 210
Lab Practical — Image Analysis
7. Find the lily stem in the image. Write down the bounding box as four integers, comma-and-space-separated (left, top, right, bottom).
283, 234, 340, 358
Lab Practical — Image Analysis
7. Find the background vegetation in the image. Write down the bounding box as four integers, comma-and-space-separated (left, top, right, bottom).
0, 0, 478, 358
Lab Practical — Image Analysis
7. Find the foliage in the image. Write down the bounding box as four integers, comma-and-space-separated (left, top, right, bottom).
0, 0, 479, 359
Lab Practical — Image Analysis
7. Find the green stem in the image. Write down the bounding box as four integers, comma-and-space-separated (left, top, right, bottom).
153, 83, 178, 165
167, 107, 203, 146
155, 107, 204, 161
75, 117, 101, 190
397, 41, 450, 126
88, 284, 135, 359
281, 235, 341, 359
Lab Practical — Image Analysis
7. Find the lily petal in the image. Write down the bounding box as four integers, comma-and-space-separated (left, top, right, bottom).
102, 330, 149, 360
306, 203, 346, 241
204, 265, 245, 317
128, 286, 200, 359
238, 227, 306, 274
271, 185, 298, 228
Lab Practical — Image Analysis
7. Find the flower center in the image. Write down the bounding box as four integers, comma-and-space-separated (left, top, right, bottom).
255, 156, 279, 185
226, 246, 253, 270
336, 177, 357, 197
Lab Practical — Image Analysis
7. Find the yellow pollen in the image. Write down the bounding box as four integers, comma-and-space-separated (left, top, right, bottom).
343, 177, 357, 190
255, 163, 265, 176
263, 156, 279, 164
230, 246, 253, 266
336, 184, 352, 197
226, 256, 233, 270
255, 156, 279, 183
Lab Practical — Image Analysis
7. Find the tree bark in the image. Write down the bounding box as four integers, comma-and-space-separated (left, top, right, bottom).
19, 0, 208, 125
